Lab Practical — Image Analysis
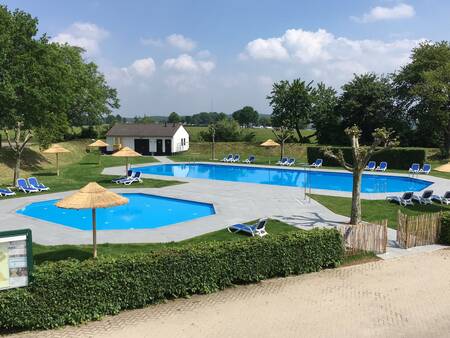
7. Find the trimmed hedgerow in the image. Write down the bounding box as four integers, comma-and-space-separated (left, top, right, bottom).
0, 229, 343, 331
439, 213, 450, 245
307, 146, 426, 170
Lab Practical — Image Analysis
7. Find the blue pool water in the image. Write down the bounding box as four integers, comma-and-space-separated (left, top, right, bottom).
16, 193, 215, 230
135, 163, 432, 193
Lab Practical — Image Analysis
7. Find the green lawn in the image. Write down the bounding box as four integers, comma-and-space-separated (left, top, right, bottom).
32, 219, 299, 264
310, 194, 450, 229
2, 151, 180, 198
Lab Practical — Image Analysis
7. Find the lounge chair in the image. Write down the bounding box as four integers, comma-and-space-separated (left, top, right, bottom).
276, 157, 288, 166
221, 154, 233, 162
16, 178, 39, 193
431, 191, 450, 205
310, 159, 323, 168
243, 155, 255, 164
412, 190, 433, 205
386, 191, 414, 206
119, 171, 142, 185
365, 161, 376, 171
112, 170, 132, 183
419, 163, 431, 175
228, 218, 268, 237
0, 188, 15, 197
375, 161, 387, 172
285, 158, 295, 166
231, 154, 240, 163
409, 163, 420, 174
28, 177, 49, 191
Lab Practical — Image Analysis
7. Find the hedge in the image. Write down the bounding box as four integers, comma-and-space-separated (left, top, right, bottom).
440, 213, 450, 245
0, 229, 344, 331
307, 146, 427, 170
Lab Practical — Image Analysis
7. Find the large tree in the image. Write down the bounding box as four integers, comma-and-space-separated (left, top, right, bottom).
395, 41, 450, 156
267, 79, 314, 143
168, 112, 181, 124
310, 82, 345, 145
232, 106, 259, 127
338, 73, 404, 144
0, 6, 119, 184
323, 126, 397, 225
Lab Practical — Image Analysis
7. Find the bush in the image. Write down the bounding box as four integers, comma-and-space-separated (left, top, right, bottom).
440, 213, 450, 245
307, 146, 427, 170
0, 229, 343, 331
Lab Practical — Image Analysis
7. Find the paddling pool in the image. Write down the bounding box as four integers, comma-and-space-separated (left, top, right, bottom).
134, 163, 432, 193
16, 193, 215, 230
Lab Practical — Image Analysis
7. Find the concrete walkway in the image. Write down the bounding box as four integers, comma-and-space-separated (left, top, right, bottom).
152, 156, 174, 164
13, 249, 450, 338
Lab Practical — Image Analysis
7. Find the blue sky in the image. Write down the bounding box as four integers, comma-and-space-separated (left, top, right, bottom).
4, 0, 450, 116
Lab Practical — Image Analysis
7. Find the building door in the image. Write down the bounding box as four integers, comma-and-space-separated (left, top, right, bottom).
164, 139, 172, 155
156, 139, 163, 155
134, 139, 150, 155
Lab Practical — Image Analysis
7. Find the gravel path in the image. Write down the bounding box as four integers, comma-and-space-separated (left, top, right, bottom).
12, 249, 450, 338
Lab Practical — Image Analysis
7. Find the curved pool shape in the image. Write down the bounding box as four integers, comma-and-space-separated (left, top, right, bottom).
135, 163, 432, 193
16, 193, 215, 230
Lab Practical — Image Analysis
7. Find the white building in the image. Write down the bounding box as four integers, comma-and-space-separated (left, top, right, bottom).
106, 123, 189, 155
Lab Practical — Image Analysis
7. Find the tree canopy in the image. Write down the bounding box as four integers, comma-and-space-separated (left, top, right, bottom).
168, 112, 181, 124
232, 106, 259, 127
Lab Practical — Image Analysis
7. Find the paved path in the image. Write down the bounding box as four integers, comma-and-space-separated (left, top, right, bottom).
13, 250, 450, 338
152, 156, 174, 164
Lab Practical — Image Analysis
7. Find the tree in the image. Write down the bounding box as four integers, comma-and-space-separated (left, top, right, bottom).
338, 73, 403, 144
267, 78, 314, 143
134, 115, 154, 124
259, 115, 271, 127
272, 127, 293, 159
168, 112, 181, 124
232, 106, 259, 127
323, 126, 397, 225
395, 41, 450, 156
310, 83, 345, 145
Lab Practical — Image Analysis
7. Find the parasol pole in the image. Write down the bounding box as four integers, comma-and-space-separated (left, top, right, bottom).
92, 208, 97, 258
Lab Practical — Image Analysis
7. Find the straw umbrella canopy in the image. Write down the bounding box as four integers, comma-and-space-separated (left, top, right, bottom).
43, 145, 71, 176
260, 139, 280, 164
111, 146, 142, 175
56, 182, 128, 258
88, 140, 109, 164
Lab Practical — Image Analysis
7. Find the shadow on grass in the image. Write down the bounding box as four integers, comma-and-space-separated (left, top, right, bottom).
0, 147, 48, 172
34, 248, 92, 265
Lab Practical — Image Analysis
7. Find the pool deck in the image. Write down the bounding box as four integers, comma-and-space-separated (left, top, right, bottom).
1, 161, 449, 252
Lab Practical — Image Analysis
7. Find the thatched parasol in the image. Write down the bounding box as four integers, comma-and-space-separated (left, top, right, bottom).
88, 140, 109, 164
112, 146, 142, 175
56, 182, 128, 258
260, 139, 280, 164
43, 145, 71, 176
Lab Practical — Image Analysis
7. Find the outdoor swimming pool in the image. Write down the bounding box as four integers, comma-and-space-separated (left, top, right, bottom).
16, 193, 215, 230
135, 163, 432, 193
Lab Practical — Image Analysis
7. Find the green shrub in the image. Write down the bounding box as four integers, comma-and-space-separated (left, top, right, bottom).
440, 213, 450, 245
307, 146, 426, 170
0, 229, 343, 331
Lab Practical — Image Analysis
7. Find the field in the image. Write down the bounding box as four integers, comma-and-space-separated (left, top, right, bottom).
185, 126, 316, 143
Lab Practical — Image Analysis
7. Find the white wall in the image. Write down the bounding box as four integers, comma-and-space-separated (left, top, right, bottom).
172, 126, 190, 153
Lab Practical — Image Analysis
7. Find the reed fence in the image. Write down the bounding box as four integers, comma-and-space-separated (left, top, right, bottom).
341, 220, 388, 254
397, 211, 442, 249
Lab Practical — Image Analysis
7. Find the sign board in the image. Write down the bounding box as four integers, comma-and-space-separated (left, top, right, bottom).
0, 229, 33, 291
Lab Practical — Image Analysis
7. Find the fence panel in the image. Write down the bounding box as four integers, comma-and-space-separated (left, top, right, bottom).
397, 211, 442, 249
341, 221, 388, 254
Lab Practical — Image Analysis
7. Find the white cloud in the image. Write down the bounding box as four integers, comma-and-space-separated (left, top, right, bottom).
351, 3, 415, 23
166, 34, 196, 51
51, 22, 109, 56
140, 37, 163, 47
163, 54, 215, 73
240, 28, 423, 84
129, 58, 156, 77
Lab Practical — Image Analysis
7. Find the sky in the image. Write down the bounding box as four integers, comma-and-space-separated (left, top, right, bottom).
3, 0, 450, 117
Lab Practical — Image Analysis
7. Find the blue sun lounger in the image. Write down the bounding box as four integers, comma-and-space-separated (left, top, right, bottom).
419, 163, 431, 175
0, 188, 15, 197
375, 161, 387, 172
112, 170, 133, 183
310, 159, 323, 167
221, 154, 233, 162
365, 161, 376, 171
243, 155, 255, 164
276, 157, 288, 166
28, 177, 49, 191
409, 163, 420, 174
119, 171, 142, 185
17, 178, 39, 193
228, 218, 268, 237
412, 190, 433, 205
285, 158, 295, 166
432, 191, 450, 205
231, 154, 240, 163
386, 191, 414, 206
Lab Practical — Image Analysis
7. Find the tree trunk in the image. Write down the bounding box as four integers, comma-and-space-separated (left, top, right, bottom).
13, 151, 21, 186
295, 123, 303, 143
280, 139, 285, 159
350, 169, 363, 225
